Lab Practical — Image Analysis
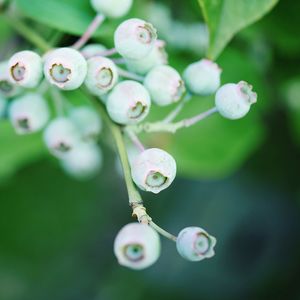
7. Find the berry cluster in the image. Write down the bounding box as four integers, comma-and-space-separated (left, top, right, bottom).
0, 0, 257, 269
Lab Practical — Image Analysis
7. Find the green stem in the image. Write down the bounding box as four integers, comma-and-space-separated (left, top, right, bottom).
82, 90, 177, 242
131, 107, 218, 134
3, 15, 51, 52
86, 93, 142, 206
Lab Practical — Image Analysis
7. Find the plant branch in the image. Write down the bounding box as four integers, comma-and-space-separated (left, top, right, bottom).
124, 127, 145, 152
73, 14, 105, 50
82, 90, 177, 242
118, 67, 144, 82
131, 107, 218, 134
162, 93, 192, 123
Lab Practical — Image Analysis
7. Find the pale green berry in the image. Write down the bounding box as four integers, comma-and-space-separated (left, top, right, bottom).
81, 43, 107, 58
114, 222, 161, 270
85, 56, 118, 96
90, 0, 132, 18
9, 93, 50, 134
106, 80, 151, 125
69, 106, 102, 142
183, 59, 221, 96
61, 143, 103, 180
44, 48, 87, 90
114, 18, 157, 60
125, 40, 168, 75
176, 227, 216, 262
131, 148, 176, 194
43, 117, 82, 158
0, 61, 22, 98
144, 65, 185, 106
0, 95, 7, 118
215, 81, 257, 120
8, 51, 43, 88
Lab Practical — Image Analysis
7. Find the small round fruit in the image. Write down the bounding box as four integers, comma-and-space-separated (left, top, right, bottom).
85, 56, 118, 96
125, 40, 168, 75
215, 81, 257, 120
9, 93, 49, 134
0, 61, 22, 98
8, 51, 43, 88
81, 43, 107, 58
61, 143, 103, 180
114, 18, 157, 60
144, 65, 185, 106
90, 0, 133, 18
106, 80, 151, 125
131, 148, 177, 194
114, 222, 161, 270
176, 227, 216, 262
43, 117, 82, 158
44, 48, 87, 90
183, 59, 221, 96
69, 106, 102, 142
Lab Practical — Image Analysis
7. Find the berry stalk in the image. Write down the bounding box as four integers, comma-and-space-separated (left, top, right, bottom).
73, 14, 105, 50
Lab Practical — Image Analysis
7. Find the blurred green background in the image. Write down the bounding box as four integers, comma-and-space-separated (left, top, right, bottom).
1, 0, 300, 299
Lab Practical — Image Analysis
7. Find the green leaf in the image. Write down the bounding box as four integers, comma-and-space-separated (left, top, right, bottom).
14, 0, 101, 36
198, 0, 279, 59
0, 121, 47, 181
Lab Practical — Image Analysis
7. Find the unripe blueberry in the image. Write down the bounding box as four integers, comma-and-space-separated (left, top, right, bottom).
144, 65, 185, 106
114, 18, 157, 60
90, 0, 132, 18
61, 143, 103, 180
125, 40, 168, 75
183, 59, 221, 96
69, 106, 102, 142
114, 223, 161, 270
0, 95, 7, 118
176, 227, 216, 262
215, 81, 257, 120
131, 148, 176, 194
81, 43, 107, 58
44, 48, 87, 90
106, 80, 151, 125
0, 61, 22, 98
85, 56, 118, 96
9, 93, 49, 134
43, 117, 82, 158
8, 51, 43, 88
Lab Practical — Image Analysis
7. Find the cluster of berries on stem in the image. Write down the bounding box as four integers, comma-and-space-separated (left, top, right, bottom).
0, 0, 257, 269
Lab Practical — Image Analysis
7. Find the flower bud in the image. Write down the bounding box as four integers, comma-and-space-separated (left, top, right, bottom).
114, 18, 157, 60
81, 43, 107, 58
69, 106, 102, 142
125, 40, 168, 75
0, 95, 7, 118
215, 81, 257, 120
183, 59, 221, 96
9, 93, 49, 134
131, 148, 176, 194
85, 56, 118, 96
106, 80, 151, 125
44, 48, 87, 90
91, 0, 132, 18
8, 51, 43, 88
0, 61, 21, 98
176, 227, 216, 262
43, 117, 82, 158
61, 143, 103, 180
144, 65, 185, 106
114, 222, 161, 270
